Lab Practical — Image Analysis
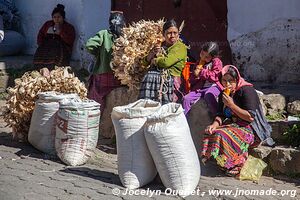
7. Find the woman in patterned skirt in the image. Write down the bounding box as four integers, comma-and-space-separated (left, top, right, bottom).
138, 19, 187, 104
201, 65, 274, 177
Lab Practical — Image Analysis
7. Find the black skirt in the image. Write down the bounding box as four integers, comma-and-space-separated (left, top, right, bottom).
139, 69, 174, 105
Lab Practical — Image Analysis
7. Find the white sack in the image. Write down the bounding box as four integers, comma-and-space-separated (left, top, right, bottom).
111, 99, 160, 189
145, 103, 200, 197
55, 99, 100, 166
28, 92, 79, 154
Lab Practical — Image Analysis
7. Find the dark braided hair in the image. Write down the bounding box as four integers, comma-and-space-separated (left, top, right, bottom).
201, 41, 220, 58
52, 4, 65, 19
163, 19, 178, 34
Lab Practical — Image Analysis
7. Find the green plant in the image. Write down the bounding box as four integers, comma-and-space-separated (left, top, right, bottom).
266, 112, 286, 121
283, 124, 300, 147
6, 64, 35, 80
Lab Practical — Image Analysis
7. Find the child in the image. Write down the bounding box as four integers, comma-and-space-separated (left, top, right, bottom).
183, 42, 223, 115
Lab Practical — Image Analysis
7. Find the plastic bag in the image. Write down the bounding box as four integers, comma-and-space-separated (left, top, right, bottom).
239, 155, 267, 181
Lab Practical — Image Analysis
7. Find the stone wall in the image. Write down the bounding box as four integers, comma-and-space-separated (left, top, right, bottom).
230, 19, 300, 84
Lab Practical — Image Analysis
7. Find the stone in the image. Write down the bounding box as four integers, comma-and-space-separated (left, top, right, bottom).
269, 120, 300, 144
268, 120, 289, 143
287, 100, 300, 115
269, 146, 300, 174
186, 99, 213, 155
99, 87, 138, 138
0, 72, 10, 92
260, 94, 286, 116
258, 94, 267, 116
231, 18, 300, 84
250, 146, 273, 159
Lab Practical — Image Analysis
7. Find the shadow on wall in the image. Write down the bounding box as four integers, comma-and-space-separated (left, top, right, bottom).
0, 30, 25, 57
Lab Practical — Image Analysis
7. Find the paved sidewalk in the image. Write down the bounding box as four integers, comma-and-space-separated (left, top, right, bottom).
0, 112, 299, 200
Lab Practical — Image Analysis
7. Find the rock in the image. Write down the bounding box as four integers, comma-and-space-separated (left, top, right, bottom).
269, 146, 300, 174
287, 100, 300, 115
0, 72, 10, 92
250, 146, 273, 159
231, 18, 300, 84
269, 120, 300, 144
187, 99, 213, 155
99, 87, 138, 138
268, 120, 289, 143
260, 94, 286, 116
258, 95, 267, 116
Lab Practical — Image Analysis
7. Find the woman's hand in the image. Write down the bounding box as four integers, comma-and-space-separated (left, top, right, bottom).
205, 124, 217, 135
205, 116, 222, 134
193, 65, 203, 76
53, 24, 61, 34
147, 45, 161, 62
222, 93, 234, 108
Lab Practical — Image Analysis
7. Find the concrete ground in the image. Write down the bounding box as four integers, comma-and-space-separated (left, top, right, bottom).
0, 101, 299, 200
0, 56, 299, 199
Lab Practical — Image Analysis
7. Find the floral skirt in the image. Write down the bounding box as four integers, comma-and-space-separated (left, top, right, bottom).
201, 122, 255, 176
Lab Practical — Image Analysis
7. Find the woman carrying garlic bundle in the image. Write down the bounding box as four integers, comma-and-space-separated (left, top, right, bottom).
139, 19, 187, 104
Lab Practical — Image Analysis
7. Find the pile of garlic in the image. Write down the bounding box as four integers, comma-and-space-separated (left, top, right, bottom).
111, 19, 165, 90
4, 67, 87, 141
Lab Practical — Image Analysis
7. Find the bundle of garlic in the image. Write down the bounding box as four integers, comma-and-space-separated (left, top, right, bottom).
4, 67, 87, 141
111, 19, 165, 90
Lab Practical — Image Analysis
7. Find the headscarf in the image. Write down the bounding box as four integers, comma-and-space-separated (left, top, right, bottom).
221, 65, 253, 91
109, 11, 125, 39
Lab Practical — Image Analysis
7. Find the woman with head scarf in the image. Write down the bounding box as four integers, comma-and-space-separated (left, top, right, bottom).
33, 4, 75, 70
139, 19, 188, 104
201, 65, 274, 177
86, 11, 125, 114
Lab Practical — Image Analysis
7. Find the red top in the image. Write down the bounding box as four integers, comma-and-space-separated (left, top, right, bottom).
190, 57, 223, 91
37, 20, 75, 50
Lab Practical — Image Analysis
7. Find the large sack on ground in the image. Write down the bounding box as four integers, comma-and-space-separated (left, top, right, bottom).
28, 92, 79, 155
55, 99, 100, 166
111, 99, 160, 189
145, 103, 200, 197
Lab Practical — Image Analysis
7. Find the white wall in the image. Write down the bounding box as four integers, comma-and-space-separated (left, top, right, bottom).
227, 0, 300, 41
15, 0, 111, 65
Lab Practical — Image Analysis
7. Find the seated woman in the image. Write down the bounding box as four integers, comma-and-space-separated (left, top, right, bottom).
201, 65, 274, 177
139, 19, 187, 104
33, 4, 75, 70
183, 42, 223, 115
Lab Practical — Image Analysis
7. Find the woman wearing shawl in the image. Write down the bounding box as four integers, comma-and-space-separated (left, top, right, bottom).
33, 4, 75, 70
201, 65, 274, 177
